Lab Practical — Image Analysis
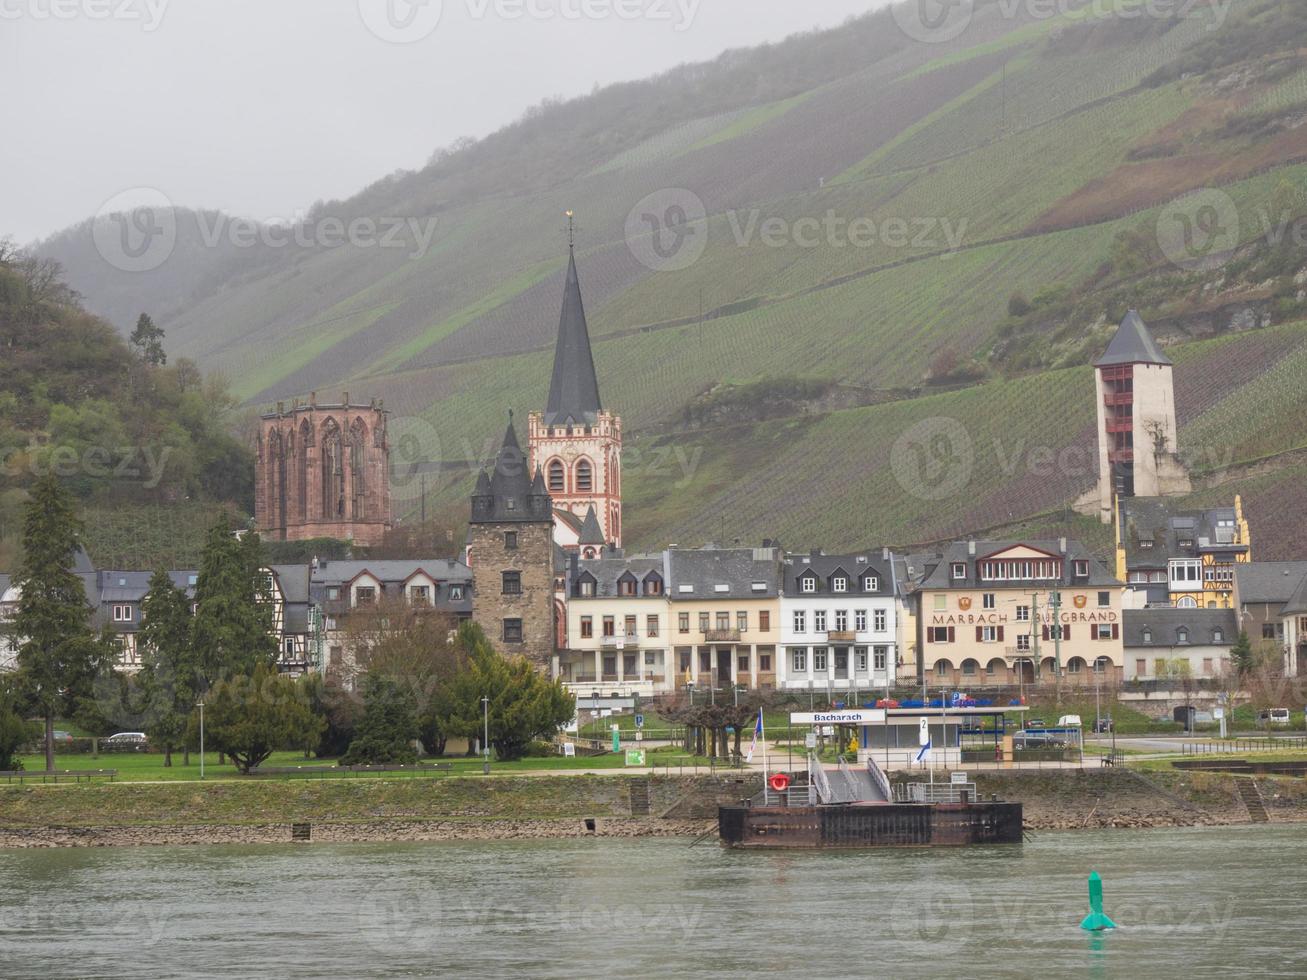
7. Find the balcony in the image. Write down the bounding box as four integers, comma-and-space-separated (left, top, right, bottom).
600, 632, 641, 650
1104, 417, 1133, 434
704, 629, 742, 643
827, 631, 857, 643
1108, 449, 1134, 464
1103, 390, 1133, 407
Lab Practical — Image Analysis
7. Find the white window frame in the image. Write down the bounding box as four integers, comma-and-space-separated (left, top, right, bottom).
813, 610, 827, 633
793, 610, 806, 633
800, 576, 817, 594
832, 576, 848, 593
874, 609, 887, 633
855, 610, 867, 632
791, 649, 807, 672
812, 648, 828, 672
834, 610, 848, 632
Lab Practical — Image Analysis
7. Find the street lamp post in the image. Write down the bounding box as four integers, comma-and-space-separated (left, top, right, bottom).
196, 701, 205, 780
481, 696, 490, 775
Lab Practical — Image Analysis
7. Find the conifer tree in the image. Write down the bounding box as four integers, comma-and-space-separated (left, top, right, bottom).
139, 568, 199, 766
340, 673, 419, 766
129, 313, 167, 366
438, 624, 574, 761
190, 517, 277, 689
13, 474, 106, 771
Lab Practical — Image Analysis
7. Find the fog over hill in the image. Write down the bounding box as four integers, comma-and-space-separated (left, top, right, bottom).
32, 0, 1307, 557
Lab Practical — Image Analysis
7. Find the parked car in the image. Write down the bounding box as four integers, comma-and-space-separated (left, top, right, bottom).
1093, 719, 1113, 734
51, 730, 74, 744
1259, 709, 1291, 727
1027, 719, 1046, 729
104, 732, 148, 751
1057, 715, 1082, 729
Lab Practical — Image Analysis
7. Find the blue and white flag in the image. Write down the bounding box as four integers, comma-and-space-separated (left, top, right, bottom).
746, 708, 763, 763
915, 739, 932, 764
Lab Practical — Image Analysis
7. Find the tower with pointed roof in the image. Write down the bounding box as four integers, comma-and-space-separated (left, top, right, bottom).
469, 416, 557, 668
527, 233, 623, 552
1093, 311, 1190, 522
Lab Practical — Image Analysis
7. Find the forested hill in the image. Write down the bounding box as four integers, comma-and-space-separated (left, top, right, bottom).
0, 244, 252, 567
32, 0, 1307, 557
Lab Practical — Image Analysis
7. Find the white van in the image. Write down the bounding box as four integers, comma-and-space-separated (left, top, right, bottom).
1259, 708, 1291, 726
1057, 714, 1082, 729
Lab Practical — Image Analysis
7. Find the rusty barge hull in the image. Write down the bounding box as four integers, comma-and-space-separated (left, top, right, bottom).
718, 802, 1024, 848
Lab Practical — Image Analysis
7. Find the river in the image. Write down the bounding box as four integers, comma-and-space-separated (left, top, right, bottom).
1, 825, 1303, 979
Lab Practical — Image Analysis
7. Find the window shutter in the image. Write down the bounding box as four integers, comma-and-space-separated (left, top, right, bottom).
1042, 625, 1050, 642
976, 626, 984, 642
997, 626, 1004, 642
1063, 625, 1071, 641
1111, 623, 1119, 640
947, 627, 955, 643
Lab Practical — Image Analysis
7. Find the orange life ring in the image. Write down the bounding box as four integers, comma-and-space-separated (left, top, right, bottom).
769, 773, 791, 793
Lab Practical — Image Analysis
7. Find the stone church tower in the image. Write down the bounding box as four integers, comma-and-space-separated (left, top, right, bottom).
527, 244, 623, 550
1093, 311, 1190, 522
255, 394, 391, 546
469, 417, 556, 669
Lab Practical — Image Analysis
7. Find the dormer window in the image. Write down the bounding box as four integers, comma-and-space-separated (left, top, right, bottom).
1139, 540, 1154, 549
1212, 628, 1224, 643
505, 497, 517, 511
800, 576, 817, 594
1074, 560, 1089, 578
618, 576, 637, 597
951, 563, 967, 581
831, 576, 848, 593
112, 604, 133, 623
354, 586, 376, 606
644, 575, 663, 596
579, 579, 596, 598
1176, 627, 1190, 645
409, 585, 431, 605
449, 584, 465, 601
862, 576, 879, 592
327, 586, 340, 601
1141, 628, 1152, 644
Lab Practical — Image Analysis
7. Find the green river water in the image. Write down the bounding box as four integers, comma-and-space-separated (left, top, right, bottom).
0, 824, 1303, 978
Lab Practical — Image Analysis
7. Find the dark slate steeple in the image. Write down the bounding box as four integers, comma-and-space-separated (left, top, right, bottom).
578, 505, 605, 547
1095, 310, 1172, 368
544, 246, 602, 427
471, 414, 552, 523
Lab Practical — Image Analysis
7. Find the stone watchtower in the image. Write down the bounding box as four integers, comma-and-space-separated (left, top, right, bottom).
255, 393, 391, 546
1093, 311, 1190, 523
469, 418, 556, 669
527, 243, 623, 549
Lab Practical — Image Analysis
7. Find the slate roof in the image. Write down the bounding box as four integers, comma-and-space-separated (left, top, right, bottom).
1094, 310, 1172, 367
1122, 608, 1237, 648
1235, 561, 1307, 606
916, 540, 1121, 589
573, 554, 666, 598
311, 559, 471, 586
1119, 499, 1245, 568
578, 505, 606, 546
783, 552, 894, 596
471, 419, 552, 524
544, 249, 603, 427
1282, 573, 1307, 617
666, 547, 782, 600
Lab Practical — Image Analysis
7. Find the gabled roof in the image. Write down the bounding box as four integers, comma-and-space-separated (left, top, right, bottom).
1094, 310, 1172, 367
543, 249, 603, 427
784, 552, 893, 596
917, 540, 1120, 589
1122, 608, 1236, 647
1282, 573, 1307, 617
1236, 561, 1307, 606
1120, 499, 1245, 567
667, 547, 782, 600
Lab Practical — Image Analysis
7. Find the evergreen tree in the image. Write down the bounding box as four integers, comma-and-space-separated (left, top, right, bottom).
12, 474, 107, 771
129, 313, 167, 366
0, 682, 35, 771
438, 624, 575, 761
340, 674, 419, 766
138, 568, 198, 767
1230, 631, 1254, 678
191, 517, 277, 688
196, 662, 323, 774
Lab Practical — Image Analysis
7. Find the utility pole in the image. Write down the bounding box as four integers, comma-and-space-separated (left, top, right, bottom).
1029, 591, 1040, 692
1052, 588, 1063, 704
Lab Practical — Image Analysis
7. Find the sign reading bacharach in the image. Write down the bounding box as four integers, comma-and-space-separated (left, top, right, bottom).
790, 709, 887, 725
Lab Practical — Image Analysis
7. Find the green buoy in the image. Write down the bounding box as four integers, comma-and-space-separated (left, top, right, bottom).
1080, 871, 1117, 931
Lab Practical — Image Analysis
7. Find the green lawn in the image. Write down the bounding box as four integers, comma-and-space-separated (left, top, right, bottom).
15, 743, 709, 783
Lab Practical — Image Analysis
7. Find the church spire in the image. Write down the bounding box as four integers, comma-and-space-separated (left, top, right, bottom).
544, 224, 602, 427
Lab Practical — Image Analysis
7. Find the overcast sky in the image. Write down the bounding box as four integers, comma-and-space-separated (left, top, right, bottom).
1, 0, 886, 244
